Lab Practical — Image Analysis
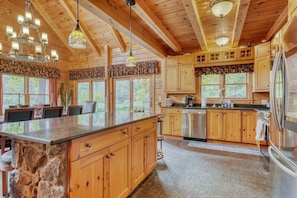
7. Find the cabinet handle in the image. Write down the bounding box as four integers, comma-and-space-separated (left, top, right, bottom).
111, 152, 115, 156
86, 181, 89, 186
86, 143, 92, 148
122, 129, 128, 135
136, 126, 141, 130
106, 154, 111, 158
145, 135, 151, 138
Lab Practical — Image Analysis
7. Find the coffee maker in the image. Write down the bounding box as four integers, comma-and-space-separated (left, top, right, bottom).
185, 95, 194, 107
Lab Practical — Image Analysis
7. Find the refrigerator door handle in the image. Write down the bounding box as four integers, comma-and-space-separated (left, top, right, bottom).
269, 146, 297, 178
271, 52, 282, 132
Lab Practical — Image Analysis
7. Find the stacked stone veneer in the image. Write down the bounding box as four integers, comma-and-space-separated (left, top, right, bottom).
9, 140, 68, 198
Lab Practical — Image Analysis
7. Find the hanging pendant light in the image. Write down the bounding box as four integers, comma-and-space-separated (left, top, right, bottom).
69, 0, 87, 49
126, 0, 136, 67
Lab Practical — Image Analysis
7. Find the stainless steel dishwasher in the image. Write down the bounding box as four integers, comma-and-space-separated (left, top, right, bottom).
182, 109, 206, 141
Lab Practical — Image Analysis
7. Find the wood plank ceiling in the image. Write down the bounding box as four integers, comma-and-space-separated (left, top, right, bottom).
0, 0, 288, 64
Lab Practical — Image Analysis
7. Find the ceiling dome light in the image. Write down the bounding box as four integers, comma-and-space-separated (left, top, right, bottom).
216, 36, 229, 46
210, 0, 233, 18
69, 0, 87, 49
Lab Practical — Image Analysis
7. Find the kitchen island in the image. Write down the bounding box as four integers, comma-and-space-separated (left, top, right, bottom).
0, 112, 159, 197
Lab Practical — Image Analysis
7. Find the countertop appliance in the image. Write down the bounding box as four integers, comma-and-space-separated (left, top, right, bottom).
269, 15, 297, 198
182, 109, 206, 141
184, 95, 194, 107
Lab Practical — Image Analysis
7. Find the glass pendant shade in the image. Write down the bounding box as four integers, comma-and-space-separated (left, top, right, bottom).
216, 36, 229, 46
210, 0, 233, 18
69, 21, 87, 49
126, 51, 136, 67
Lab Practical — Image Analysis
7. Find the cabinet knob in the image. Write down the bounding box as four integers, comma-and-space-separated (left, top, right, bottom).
136, 126, 141, 130
122, 129, 128, 135
106, 154, 111, 158
111, 152, 115, 156
86, 143, 92, 148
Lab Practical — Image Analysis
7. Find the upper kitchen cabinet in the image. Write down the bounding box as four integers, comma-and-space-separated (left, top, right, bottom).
253, 42, 271, 92
164, 55, 196, 93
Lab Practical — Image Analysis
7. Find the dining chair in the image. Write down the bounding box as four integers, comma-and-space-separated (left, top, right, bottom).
82, 101, 97, 113
67, 105, 83, 116
4, 107, 35, 123
42, 106, 64, 119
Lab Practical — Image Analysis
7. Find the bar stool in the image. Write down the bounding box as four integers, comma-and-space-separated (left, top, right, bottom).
157, 114, 165, 160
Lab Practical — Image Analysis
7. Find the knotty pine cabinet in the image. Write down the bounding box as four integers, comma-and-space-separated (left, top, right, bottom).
131, 118, 157, 189
161, 108, 183, 137
242, 110, 257, 144
207, 109, 242, 142
253, 42, 271, 92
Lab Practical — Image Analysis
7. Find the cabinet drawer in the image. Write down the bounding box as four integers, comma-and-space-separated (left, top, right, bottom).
161, 108, 182, 114
68, 124, 131, 161
132, 117, 157, 136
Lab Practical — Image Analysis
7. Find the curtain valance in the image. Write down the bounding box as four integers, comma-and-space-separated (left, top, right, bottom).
69, 67, 105, 80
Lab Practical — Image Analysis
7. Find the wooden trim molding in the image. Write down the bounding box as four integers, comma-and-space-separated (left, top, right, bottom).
0, 58, 60, 79
195, 63, 253, 76
108, 60, 160, 77
69, 67, 105, 80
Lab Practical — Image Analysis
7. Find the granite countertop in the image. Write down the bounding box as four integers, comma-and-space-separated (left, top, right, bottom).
0, 112, 160, 145
162, 104, 270, 111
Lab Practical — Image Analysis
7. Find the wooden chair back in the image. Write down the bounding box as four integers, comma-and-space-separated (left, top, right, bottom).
42, 106, 63, 119
67, 105, 83, 116
4, 108, 35, 123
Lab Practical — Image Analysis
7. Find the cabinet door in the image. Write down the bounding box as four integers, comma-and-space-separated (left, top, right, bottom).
242, 111, 257, 144
207, 110, 223, 140
254, 55, 270, 92
131, 132, 146, 189
108, 139, 131, 198
161, 111, 171, 135
145, 128, 157, 174
69, 148, 107, 198
179, 66, 196, 93
164, 67, 178, 92
171, 113, 183, 136
254, 42, 270, 58
224, 110, 242, 142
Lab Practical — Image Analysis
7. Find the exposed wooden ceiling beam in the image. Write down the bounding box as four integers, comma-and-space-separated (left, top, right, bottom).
62, 0, 101, 56
133, 1, 182, 53
30, 0, 77, 56
232, 0, 250, 47
80, 0, 167, 58
181, 0, 208, 51
265, 5, 288, 41
110, 27, 126, 53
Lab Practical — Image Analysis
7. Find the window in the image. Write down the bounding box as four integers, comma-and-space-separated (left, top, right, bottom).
2, 74, 25, 110
201, 73, 248, 99
2, 74, 50, 113
114, 77, 152, 113
77, 80, 106, 112
29, 77, 49, 105
201, 74, 220, 98
225, 73, 247, 98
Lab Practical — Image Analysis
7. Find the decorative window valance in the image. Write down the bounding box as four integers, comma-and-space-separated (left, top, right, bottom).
195, 63, 254, 76
108, 60, 159, 77
69, 67, 105, 80
0, 58, 60, 79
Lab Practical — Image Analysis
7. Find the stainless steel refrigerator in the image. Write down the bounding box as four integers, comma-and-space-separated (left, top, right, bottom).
269, 16, 297, 198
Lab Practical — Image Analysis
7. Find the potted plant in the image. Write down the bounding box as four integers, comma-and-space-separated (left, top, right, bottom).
59, 79, 73, 111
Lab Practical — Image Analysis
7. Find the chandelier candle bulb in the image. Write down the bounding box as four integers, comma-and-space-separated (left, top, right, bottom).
12, 41, 19, 52
0, 43, 2, 55
25, 11, 32, 22
23, 26, 29, 36
51, 50, 57, 58
35, 18, 40, 27
41, 33, 48, 42
35, 45, 42, 55
6, 26, 13, 35
18, 15, 24, 24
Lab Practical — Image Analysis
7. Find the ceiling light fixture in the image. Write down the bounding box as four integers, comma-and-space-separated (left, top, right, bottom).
126, 0, 136, 67
69, 0, 87, 49
216, 36, 230, 46
210, 0, 233, 18
0, 1, 58, 64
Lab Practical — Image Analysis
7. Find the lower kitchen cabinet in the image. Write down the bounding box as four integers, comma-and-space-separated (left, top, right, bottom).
70, 138, 131, 198
161, 108, 183, 136
131, 118, 157, 190
207, 109, 242, 142
242, 110, 257, 144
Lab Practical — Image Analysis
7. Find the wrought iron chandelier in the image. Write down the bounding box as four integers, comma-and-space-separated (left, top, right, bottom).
0, 1, 58, 64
